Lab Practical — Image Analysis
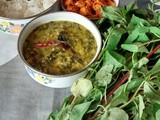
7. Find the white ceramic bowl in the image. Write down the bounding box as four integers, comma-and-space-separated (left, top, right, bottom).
0, 0, 57, 35
18, 12, 102, 88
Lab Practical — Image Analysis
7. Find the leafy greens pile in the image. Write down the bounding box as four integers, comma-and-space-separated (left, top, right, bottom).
48, 1, 160, 120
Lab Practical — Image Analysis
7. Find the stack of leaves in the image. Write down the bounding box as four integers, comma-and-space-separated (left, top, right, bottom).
47, 1, 160, 120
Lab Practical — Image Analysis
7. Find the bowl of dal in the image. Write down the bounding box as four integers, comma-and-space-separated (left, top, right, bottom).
0, 0, 57, 35
18, 12, 102, 88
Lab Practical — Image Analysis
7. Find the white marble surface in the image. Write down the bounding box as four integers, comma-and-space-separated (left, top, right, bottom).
0, 0, 150, 120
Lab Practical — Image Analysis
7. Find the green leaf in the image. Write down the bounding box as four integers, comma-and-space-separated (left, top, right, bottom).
148, 59, 160, 76
132, 57, 149, 69
125, 26, 150, 44
156, 109, 160, 120
101, 6, 127, 23
126, 1, 136, 13
121, 43, 149, 53
70, 101, 92, 120
95, 64, 113, 86
153, 103, 160, 118
121, 44, 138, 52
150, 27, 160, 37
144, 82, 160, 104
128, 15, 150, 29
136, 34, 149, 42
126, 79, 143, 91
95, 107, 108, 120
108, 107, 129, 120
47, 110, 59, 120
103, 50, 126, 71
58, 105, 73, 120
61, 95, 73, 109
71, 78, 93, 97
110, 85, 129, 107
138, 95, 145, 119
87, 101, 100, 113
106, 27, 126, 51
86, 88, 103, 101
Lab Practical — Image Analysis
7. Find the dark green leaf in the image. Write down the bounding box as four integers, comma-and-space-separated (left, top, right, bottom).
87, 101, 100, 113
70, 101, 92, 120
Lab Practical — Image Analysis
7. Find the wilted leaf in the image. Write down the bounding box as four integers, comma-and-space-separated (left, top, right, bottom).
71, 78, 93, 97
108, 107, 129, 120
95, 64, 113, 86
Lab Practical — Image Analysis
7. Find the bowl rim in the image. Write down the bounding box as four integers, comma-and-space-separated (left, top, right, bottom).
18, 11, 102, 78
0, 0, 58, 20
60, 0, 119, 20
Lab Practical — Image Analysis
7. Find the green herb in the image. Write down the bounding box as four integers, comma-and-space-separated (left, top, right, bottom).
47, 1, 160, 120
152, 0, 160, 3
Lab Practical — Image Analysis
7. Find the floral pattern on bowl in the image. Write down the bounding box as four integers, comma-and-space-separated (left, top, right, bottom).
26, 66, 54, 85
0, 21, 25, 34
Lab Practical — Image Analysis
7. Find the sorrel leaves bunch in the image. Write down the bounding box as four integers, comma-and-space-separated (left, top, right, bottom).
47, 1, 160, 120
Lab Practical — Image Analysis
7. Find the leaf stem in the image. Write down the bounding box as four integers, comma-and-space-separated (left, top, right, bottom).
146, 45, 160, 58
138, 39, 160, 48
119, 81, 145, 109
